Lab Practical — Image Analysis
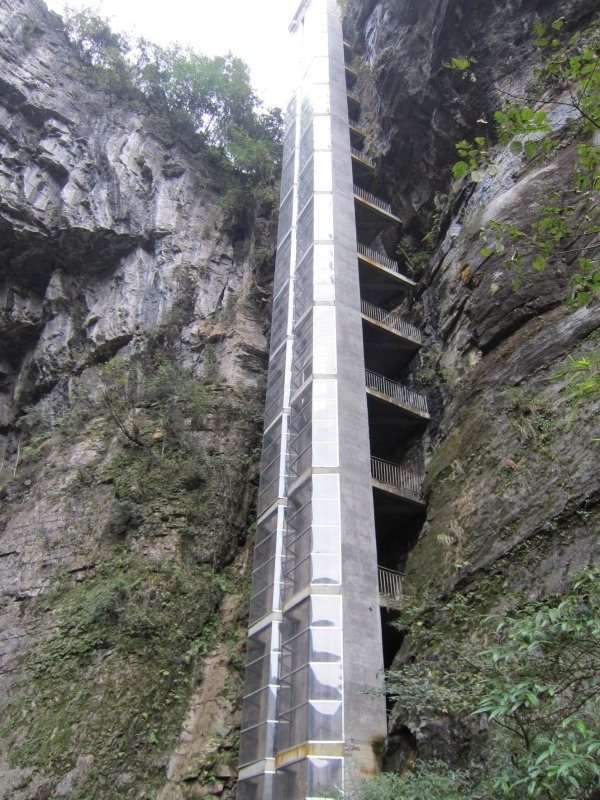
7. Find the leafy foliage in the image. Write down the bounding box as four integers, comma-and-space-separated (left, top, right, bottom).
323, 762, 483, 800
449, 16, 600, 305
100, 355, 208, 448
62, 7, 282, 177
370, 569, 600, 800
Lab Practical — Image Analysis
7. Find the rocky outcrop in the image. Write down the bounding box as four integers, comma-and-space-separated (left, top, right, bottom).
345, 0, 600, 773
344, 0, 599, 233
0, 1, 274, 798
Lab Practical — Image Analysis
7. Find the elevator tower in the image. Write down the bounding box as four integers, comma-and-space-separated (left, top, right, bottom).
237, 1, 427, 797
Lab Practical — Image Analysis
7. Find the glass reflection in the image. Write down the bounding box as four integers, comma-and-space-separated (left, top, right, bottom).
307, 757, 343, 794
313, 115, 332, 151
314, 151, 332, 193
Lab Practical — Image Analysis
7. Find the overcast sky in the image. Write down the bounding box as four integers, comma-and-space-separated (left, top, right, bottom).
45, 0, 301, 108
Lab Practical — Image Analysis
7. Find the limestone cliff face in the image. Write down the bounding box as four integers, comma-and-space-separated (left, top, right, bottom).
0, 1, 274, 798
345, 0, 599, 768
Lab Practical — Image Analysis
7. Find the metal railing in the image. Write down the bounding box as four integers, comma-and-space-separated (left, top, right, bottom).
353, 185, 394, 216
351, 147, 375, 167
348, 118, 367, 137
378, 567, 404, 601
365, 370, 428, 414
371, 457, 423, 497
360, 299, 422, 343
357, 244, 414, 285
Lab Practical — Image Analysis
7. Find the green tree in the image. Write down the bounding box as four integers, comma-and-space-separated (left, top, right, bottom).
61, 8, 283, 175
62, 5, 133, 104
360, 570, 600, 800
449, 15, 600, 303
134, 43, 257, 146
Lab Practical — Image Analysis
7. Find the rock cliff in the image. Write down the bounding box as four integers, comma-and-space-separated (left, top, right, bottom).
1, 0, 599, 794
0, 1, 275, 797
345, 0, 600, 774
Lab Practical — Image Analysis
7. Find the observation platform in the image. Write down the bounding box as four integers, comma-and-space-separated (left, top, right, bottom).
358, 244, 415, 308
345, 63, 358, 89
354, 185, 401, 240
378, 566, 404, 606
349, 118, 367, 147
351, 147, 375, 182
347, 90, 361, 118
371, 456, 425, 509
361, 299, 422, 374
366, 370, 428, 419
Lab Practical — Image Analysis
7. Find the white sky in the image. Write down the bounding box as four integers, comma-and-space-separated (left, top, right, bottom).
44, 0, 301, 108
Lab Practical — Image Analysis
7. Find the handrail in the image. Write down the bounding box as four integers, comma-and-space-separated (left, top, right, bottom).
357, 244, 413, 283
348, 118, 367, 137
353, 185, 394, 216
365, 370, 428, 413
351, 147, 375, 167
371, 457, 423, 497
360, 299, 422, 343
378, 566, 404, 600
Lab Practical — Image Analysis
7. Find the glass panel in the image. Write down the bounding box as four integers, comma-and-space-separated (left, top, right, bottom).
309, 663, 343, 701
307, 757, 343, 795
311, 628, 342, 661
263, 344, 289, 428
292, 310, 313, 377
236, 773, 276, 800
301, 96, 313, 130
299, 119, 314, 175
308, 700, 343, 741
303, 56, 329, 88
282, 124, 296, 164
249, 583, 274, 625
314, 150, 332, 193
280, 628, 310, 676
297, 201, 314, 263
244, 653, 271, 696
311, 525, 340, 554
298, 156, 314, 212
252, 556, 279, 594
285, 553, 311, 599
307, 83, 330, 115
240, 685, 278, 729
245, 624, 272, 665
283, 596, 311, 639
239, 720, 276, 767
278, 189, 294, 244
284, 664, 310, 710
312, 443, 338, 469
302, 29, 328, 67
270, 284, 292, 351
313, 115, 332, 151
312, 497, 340, 527
275, 757, 307, 799
311, 595, 342, 628
254, 506, 278, 547
273, 232, 292, 298
289, 383, 312, 480
313, 244, 335, 278
280, 151, 295, 200
311, 553, 341, 585
294, 248, 313, 316
314, 193, 333, 243
279, 701, 309, 751
312, 473, 339, 497
253, 530, 278, 573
